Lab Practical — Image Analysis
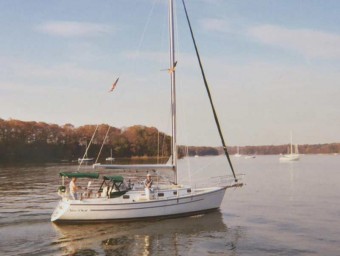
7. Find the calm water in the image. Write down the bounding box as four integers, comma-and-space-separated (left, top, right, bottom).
0, 155, 340, 255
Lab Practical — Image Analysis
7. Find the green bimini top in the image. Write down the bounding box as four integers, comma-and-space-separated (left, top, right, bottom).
103, 175, 124, 183
59, 172, 100, 179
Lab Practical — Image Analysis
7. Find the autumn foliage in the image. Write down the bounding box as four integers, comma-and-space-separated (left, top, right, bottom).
1, 118, 339, 164
0, 119, 172, 163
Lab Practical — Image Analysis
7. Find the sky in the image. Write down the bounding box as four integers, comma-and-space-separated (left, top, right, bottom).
1, 0, 340, 147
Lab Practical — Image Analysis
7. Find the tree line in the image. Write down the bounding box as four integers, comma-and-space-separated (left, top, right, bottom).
0, 118, 339, 164
0, 118, 220, 164
0, 119, 173, 163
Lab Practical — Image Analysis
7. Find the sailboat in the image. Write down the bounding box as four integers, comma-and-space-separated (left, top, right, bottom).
51, 0, 243, 222
279, 133, 300, 162
77, 140, 94, 164
234, 146, 241, 157
105, 148, 115, 162
77, 157, 94, 164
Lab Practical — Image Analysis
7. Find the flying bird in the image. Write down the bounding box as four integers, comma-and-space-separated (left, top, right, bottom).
160, 61, 178, 73
109, 77, 119, 92
168, 61, 177, 74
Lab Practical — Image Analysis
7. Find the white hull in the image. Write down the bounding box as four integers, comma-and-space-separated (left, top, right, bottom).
279, 154, 300, 161
51, 186, 226, 222
78, 158, 94, 164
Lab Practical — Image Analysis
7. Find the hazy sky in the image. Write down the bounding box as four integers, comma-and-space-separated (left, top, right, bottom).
1, 0, 340, 146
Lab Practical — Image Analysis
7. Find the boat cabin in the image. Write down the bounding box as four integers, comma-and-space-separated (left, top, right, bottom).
98, 175, 129, 198
57, 172, 131, 200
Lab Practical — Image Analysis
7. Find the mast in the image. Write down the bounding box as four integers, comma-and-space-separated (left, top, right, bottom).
290, 131, 293, 155
169, 0, 177, 183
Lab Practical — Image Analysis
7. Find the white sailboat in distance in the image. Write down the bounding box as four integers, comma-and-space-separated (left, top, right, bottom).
51, 0, 243, 222
234, 146, 241, 157
279, 132, 300, 162
105, 148, 115, 162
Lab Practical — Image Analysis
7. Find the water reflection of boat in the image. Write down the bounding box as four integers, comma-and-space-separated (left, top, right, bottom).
52, 210, 241, 255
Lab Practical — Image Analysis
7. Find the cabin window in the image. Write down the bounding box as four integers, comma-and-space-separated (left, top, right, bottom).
173, 191, 177, 195
187, 189, 191, 193
158, 193, 164, 197
123, 195, 130, 199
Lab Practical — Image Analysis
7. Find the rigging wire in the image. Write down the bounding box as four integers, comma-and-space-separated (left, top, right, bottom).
181, 0, 238, 182
77, 75, 119, 169
78, 124, 100, 170
138, 3, 155, 48
95, 125, 111, 164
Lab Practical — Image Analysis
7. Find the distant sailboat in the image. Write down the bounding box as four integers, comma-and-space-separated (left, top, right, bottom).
105, 148, 115, 162
279, 133, 300, 162
78, 141, 94, 164
77, 157, 94, 164
234, 146, 241, 157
